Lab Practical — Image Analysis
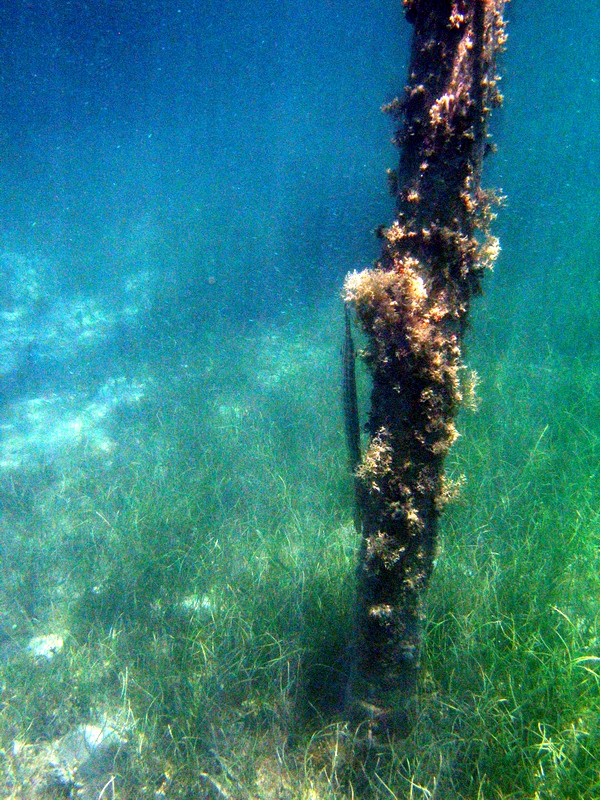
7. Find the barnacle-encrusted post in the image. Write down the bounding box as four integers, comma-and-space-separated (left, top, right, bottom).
345, 0, 506, 735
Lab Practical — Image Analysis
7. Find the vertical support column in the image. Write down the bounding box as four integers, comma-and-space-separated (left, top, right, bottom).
345, 0, 506, 736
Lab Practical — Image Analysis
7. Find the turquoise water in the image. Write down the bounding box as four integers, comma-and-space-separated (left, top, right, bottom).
0, 2, 599, 797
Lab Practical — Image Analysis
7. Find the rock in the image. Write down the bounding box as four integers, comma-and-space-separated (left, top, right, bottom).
27, 634, 64, 661
48, 721, 126, 786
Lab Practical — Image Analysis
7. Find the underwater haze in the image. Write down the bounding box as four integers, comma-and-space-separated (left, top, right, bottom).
1, 1, 599, 798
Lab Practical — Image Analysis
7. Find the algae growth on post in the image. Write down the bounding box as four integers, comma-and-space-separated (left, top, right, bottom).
345, 0, 507, 735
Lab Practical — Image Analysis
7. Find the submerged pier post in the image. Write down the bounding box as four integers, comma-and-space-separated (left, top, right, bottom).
344, 0, 506, 735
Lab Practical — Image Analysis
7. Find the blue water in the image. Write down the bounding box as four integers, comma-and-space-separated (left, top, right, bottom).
2, 0, 597, 351
1, 1, 404, 308
1, 0, 598, 586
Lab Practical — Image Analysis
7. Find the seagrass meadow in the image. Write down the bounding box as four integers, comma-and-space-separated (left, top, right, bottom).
0, 0, 599, 798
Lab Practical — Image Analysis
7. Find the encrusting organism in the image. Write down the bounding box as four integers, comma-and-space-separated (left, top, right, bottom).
344, 0, 507, 737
